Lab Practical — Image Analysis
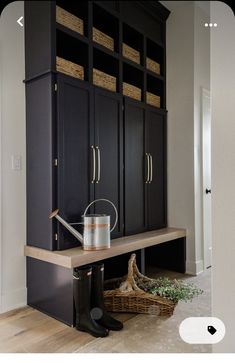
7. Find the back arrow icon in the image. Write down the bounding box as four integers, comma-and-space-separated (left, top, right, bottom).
17, 16, 23, 27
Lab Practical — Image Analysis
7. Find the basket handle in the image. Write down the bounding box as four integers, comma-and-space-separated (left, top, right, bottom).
119, 253, 154, 292
124, 254, 143, 291
128, 253, 152, 281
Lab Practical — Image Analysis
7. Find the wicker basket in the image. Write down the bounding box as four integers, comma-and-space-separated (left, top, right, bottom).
104, 254, 176, 316
123, 82, 141, 101
56, 6, 84, 35
93, 68, 116, 92
93, 27, 114, 51
146, 92, 161, 108
123, 43, 140, 64
146, 57, 160, 75
56, 56, 84, 80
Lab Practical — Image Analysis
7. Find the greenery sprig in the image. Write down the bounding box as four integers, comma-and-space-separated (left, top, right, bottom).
136, 277, 203, 303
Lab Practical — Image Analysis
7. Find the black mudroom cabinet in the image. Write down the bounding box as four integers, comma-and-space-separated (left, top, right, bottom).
25, 1, 170, 251
24, 1, 189, 327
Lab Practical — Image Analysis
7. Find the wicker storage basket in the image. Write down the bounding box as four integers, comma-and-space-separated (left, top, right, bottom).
104, 254, 176, 316
56, 6, 84, 35
56, 56, 84, 80
123, 43, 140, 64
146, 57, 160, 75
123, 82, 141, 101
93, 27, 114, 51
146, 91, 161, 108
93, 68, 116, 92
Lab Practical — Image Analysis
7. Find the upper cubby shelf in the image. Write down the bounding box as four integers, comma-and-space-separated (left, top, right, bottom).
123, 62, 144, 102
146, 74, 164, 109
25, 1, 167, 110
93, 48, 119, 93
93, 3, 119, 53
56, 0, 88, 37
56, 29, 89, 81
92, 41, 119, 60
146, 38, 164, 77
56, 22, 88, 44
93, 48, 119, 78
122, 23, 143, 66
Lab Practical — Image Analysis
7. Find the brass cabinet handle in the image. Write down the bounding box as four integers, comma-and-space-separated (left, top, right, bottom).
145, 153, 150, 183
149, 154, 153, 183
91, 145, 96, 183
96, 146, 101, 183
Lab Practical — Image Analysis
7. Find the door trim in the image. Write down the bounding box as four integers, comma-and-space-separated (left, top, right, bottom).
202, 88, 212, 269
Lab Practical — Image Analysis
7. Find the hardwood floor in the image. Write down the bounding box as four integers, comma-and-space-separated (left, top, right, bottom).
0, 306, 136, 353
0, 268, 211, 353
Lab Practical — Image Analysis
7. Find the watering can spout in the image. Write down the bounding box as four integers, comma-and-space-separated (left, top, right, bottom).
49, 199, 118, 250
49, 209, 84, 244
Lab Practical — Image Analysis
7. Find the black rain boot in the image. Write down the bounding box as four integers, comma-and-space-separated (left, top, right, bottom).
91, 263, 124, 331
73, 266, 109, 338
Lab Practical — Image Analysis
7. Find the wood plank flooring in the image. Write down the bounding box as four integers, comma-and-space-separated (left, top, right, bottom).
0, 306, 136, 353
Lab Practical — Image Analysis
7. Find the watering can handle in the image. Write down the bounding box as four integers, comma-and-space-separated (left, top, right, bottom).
83, 199, 118, 233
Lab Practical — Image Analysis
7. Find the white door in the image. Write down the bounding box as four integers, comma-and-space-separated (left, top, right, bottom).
202, 88, 212, 268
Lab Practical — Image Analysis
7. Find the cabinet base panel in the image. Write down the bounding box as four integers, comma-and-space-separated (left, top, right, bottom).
27, 257, 74, 326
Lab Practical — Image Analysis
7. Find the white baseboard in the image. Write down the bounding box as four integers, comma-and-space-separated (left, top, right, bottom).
186, 259, 204, 275
0, 287, 27, 313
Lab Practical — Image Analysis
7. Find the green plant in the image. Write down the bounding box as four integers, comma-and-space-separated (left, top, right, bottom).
136, 277, 203, 303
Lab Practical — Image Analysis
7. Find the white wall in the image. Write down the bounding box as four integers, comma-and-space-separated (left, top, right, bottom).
211, 1, 235, 353
163, 1, 196, 275
161, 1, 210, 274
0, 1, 26, 312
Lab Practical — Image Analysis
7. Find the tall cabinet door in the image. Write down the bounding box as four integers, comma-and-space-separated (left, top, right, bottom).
56, 75, 94, 250
94, 88, 123, 238
124, 99, 146, 235
146, 108, 166, 230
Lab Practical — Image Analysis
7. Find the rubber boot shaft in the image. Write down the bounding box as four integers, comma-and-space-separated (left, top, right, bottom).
73, 266, 109, 337
91, 263, 123, 331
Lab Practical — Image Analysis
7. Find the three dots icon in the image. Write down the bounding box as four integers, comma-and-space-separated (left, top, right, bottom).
205, 23, 217, 27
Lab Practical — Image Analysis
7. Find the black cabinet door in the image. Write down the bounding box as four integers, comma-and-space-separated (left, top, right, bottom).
124, 99, 146, 235
94, 88, 123, 238
146, 108, 166, 230
57, 75, 94, 250
26, 74, 56, 250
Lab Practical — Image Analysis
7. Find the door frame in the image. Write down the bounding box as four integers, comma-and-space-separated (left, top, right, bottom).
202, 87, 212, 269
0, 33, 3, 312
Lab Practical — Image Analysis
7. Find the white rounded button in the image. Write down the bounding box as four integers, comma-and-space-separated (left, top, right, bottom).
179, 317, 225, 344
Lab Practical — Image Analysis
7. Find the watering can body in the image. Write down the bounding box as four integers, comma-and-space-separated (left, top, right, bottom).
82, 214, 111, 250
49, 199, 118, 251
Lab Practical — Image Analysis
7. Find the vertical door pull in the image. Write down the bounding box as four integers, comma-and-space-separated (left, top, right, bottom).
149, 154, 153, 183
145, 153, 150, 183
91, 145, 96, 183
96, 146, 101, 183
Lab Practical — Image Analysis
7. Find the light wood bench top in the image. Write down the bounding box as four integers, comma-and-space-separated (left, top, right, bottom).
24, 227, 186, 269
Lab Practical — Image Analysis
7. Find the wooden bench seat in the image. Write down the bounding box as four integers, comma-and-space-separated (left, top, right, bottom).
24, 227, 186, 269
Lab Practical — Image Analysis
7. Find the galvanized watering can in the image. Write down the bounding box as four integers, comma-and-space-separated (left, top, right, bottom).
49, 199, 118, 250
